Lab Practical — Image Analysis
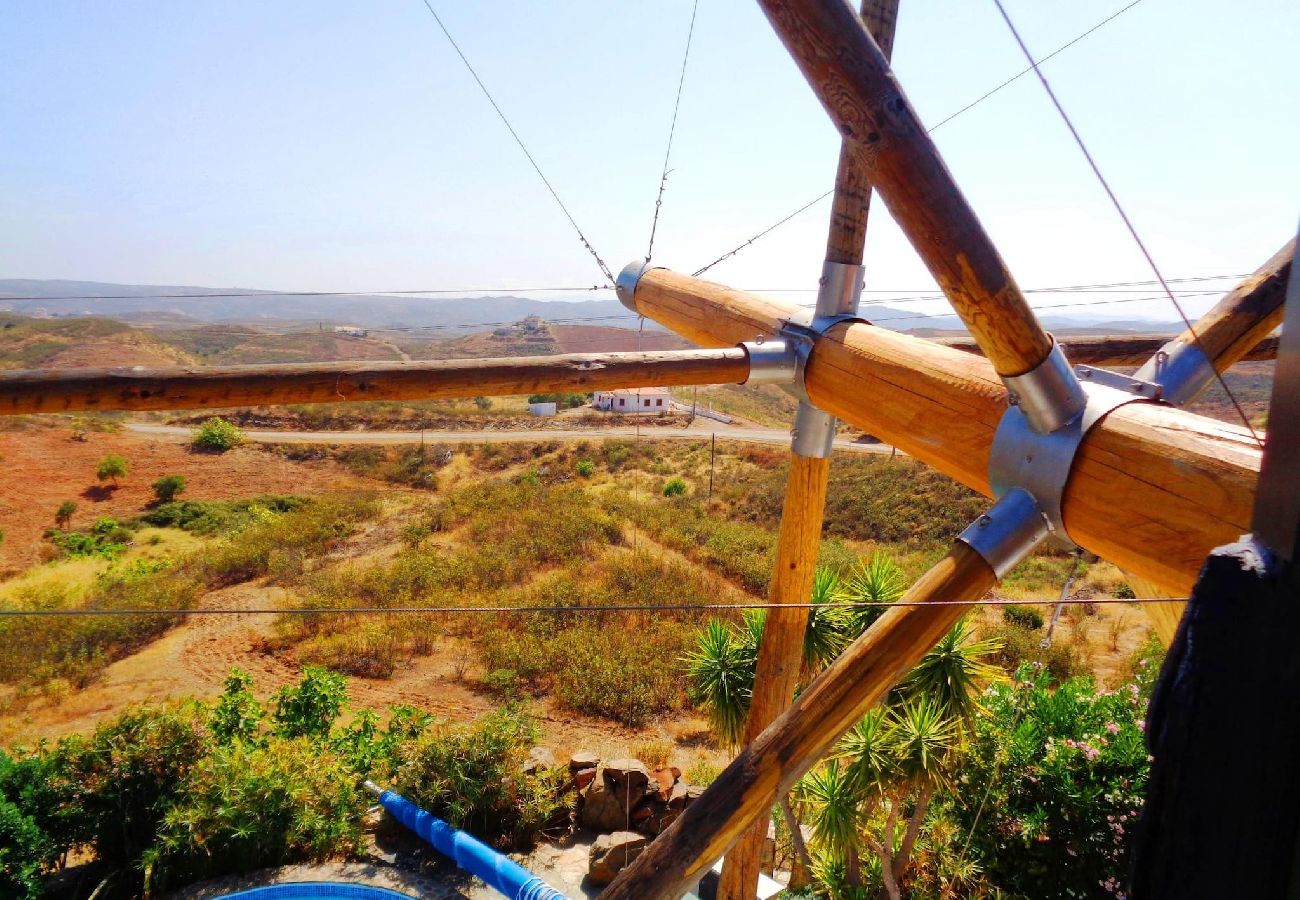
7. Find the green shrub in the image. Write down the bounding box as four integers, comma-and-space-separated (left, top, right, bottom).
95, 453, 128, 484
1003, 603, 1045, 630
662, 476, 687, 497
273, 666, 347, 740
575, 459, 595, 478
54, 500, 77, 529
985, 623, 1084, 684
953, 665, 1152, 898
0, 799, 48, 900
191, 416, 246, 452
141, 494, 307, 535
211, 669, 266, 745
474, 396, 493, 410
151, 473, 187, 503
145, 739, 363, 892
390, 708, 563, 849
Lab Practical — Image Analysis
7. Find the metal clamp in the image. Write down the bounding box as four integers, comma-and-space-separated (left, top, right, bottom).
989, 381, 1154, 545
1001, 338, 1087, 434
615, 259, 657, 313
1132, 337, 1215, 406
1075, 364, 1163, 399
957, 487, 1051, 578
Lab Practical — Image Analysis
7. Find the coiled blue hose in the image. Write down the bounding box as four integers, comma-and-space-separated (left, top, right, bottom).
364, 781, 566, 900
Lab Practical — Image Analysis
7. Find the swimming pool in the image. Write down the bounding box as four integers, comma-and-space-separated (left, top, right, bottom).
214, 884, 415, 900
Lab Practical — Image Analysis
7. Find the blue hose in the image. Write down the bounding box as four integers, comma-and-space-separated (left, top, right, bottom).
365, 782, 566, 900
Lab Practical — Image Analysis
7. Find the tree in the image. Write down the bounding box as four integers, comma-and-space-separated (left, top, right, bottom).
152, 474, 187, 504
55, 500, 77, 529
191, 417, 245, 453
95, 454, 127, 486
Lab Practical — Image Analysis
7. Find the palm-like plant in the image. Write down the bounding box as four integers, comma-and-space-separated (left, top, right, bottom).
798, 760, 867, 888
897, 616, 1003, 730
684, 620, 755, 748
803, 567, 850, 679
837, 554, 908, 637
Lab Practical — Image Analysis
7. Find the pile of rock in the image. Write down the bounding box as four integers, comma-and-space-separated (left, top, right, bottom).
557, 751, 703, 886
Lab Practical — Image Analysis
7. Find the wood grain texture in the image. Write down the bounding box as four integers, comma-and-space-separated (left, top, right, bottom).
0, 349, 750, 415
757, 0, 1052, 376
1174, 237, 1293, 372
629, 268, 1261, 595
601, 543, 998, 900
718, 454, 831, 899
941, 334, 1278, 367
722, 2, 900, 894
823, 0, 898, 267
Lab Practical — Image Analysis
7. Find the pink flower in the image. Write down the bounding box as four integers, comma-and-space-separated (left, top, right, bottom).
1086, 747, 1100, 761
1106, 722, 1120, 734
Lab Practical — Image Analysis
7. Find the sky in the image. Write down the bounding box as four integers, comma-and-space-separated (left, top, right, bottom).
1, 0, 1297, 321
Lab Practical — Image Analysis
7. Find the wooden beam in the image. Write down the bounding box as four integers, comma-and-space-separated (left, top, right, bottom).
720, 2, 902, 895
755, 0, 1052, 377
0, 349, 751, 415
1120, 241, 1292, 643
1165, 237, 1294, 375
625, 267, 1260, 595
940, 333, 1278, 368
602, 542, 998, 900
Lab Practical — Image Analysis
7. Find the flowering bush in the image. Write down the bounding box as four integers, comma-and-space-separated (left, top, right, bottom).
951, 661, 1155, 899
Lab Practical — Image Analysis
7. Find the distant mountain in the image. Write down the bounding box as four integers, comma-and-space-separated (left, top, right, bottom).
0, 279, 638, 333
0, 279, 1187, 336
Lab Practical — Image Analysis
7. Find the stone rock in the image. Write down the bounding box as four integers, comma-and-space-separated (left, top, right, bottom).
580, 776, 631, 833
569, 750, 600, 773
666, 780, 691, 810
604, 758, 650, 812
522, 746, 557, 775
651, 767, 677, 801
588, 831, 648, 885
574, 766, 598, 792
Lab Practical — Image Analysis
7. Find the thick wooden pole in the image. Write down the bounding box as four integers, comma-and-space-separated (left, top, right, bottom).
756, 0, 1052, 377
720, 3, 901, 895
602, 543, 998, 900
0, 349, 750, 415
625, 268, 1260, 595
1123, 240, 1292, 644
942, 333, 1278, 368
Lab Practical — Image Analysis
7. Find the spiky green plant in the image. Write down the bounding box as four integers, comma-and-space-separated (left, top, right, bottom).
684, 620, 755, 747
837, 554, 907, 636
897, 616, 1003, 729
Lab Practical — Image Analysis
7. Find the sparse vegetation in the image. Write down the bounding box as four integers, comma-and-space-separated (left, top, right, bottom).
54, 500, 77, 529
95, 453, 128, 485
151, 473, 186, 504
191, 416, 246, 452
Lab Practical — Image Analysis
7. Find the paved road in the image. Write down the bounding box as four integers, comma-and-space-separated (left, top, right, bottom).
126, 422, 897, 455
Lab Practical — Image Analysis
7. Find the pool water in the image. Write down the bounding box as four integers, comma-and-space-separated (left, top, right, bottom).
215, 884, 415, 899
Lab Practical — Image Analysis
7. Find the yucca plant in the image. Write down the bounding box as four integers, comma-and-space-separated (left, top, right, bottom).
803, 567, 851, 680
897, 616, 1004, 731
684, 620, 755, 748
798, 760, 868, 888
837, 554, 908, 637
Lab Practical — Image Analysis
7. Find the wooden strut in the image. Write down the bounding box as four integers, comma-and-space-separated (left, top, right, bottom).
1122, 237, 1293, 644
0, 349, 751, 416
602, 543, 997, 900
943, 333, 1278, 368
718, 1, 901, 896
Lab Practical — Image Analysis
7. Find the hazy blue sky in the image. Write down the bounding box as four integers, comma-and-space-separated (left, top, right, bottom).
1, 0, 1296, 319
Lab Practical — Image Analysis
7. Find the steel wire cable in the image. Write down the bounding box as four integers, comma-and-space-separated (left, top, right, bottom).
0, 596, 1191, 618
418, 1, 616, 285
645, 0, 702, 263
691, 0, 1151, 278
989, 0, 1262, 448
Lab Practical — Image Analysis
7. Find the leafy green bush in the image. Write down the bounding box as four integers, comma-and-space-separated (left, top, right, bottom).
140, 494, 307, 535
575, 459, 595, 478
144, 739, 363, 892
662, 476, 687, 497
95, 453, 128, 484
986, 623, 1085, 684
1003, 603, 1045, 630
390, 708, 563, 849
0, 798, 48, 900
273, 665, 347, 740
952, 664, 1152, 898
211, 668, 265, 745
191, 416, 246, 452
151, 473, 187, 503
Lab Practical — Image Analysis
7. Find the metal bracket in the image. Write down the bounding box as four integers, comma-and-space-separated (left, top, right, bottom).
1075, 364, 1164, 400
957, 487, 1052, 578
615, 259, 657, 313
1132, 338, 1215, 406
1001, 338, 1087, 434
989, 381, 1153, 545
740, 261, 870, 459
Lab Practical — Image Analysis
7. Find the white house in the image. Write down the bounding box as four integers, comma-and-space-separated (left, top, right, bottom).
528, 401, 558, 417
593, 387, 673, 414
